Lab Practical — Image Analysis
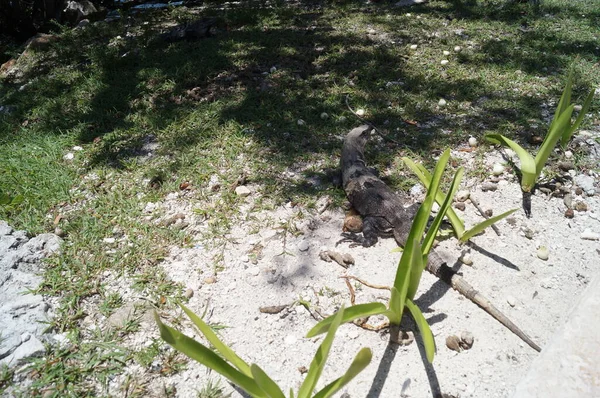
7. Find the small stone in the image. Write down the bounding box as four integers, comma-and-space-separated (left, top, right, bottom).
484, 209, 493, 217
440, 59, 449, 65
459, 331, 474, 349
574, 201, 588, 212
454, 202, 466, 211
443, 50, 450, 56
54, 227, 66, 237
63, 153, 74, 161
557, 161, 574, 171
564, 150, 573, 159
563, 194, 573, 209
246, 266, 260, 276
235, 186, 251, 197
456, 190, 470, 202
481, 182, 497, 192
536, 246, 549, 261
431, 202, 440, 213
446, 335, 462, 352
410, 44, 418, 50
492, 163, 505, 176
204, 276, 217, 284
454, 45, 462, 52
574, 104, 583, 112
356, 109, 366, 117
297, 240, 310, 252
438, 98, 447, 106
72, 146, 83, 151
581, 229, 600, 241
564, 208, 574, 218
184, 288, 194, 298
506, 296, 516, 307
410, 184, 424, 197
320, 112, 329, 119
297, 119, 305, 126
468, 136, 477, 147
103, 237, 116, 244
575, 187, 583, 196
338, 116, 347, 123
270, 66, 277, 73
347, 329, 359, 339
460, 254, 473, 266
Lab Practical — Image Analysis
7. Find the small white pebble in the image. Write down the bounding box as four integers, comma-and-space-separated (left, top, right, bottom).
320, 112, 329, 119
441, 59, 449, 65
72, 146, 83, 151
443, 50, 450, 56
438, 98, 447, 107
297, 240, 310, 252
297, 119, 305, 126
573, 104, 583, 112
270, 66, 277, 73
492, 163, 505, 176
63, 153, 74, 160
468, 136, 477, 147
454, 45, 462, 52
581, 229, 600, 241
356, 109, 366, 116
103, 237, 116, 244
537, 246, 549, 261
460, 254, 473, 266
406, 13, 411, 16
338, 116, 347, 122
564, 150, 573, 159
410, 44, 418, 50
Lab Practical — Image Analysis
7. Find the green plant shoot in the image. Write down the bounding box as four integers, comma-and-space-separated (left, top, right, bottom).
402, 157, 517, 242
155, 303, 371, 398
485, 69, 594, 192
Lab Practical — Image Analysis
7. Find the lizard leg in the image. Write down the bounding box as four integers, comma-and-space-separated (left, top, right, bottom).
337, 217, 380, 247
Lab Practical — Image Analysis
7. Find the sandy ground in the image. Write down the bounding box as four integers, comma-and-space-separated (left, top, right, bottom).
94, 142, 600, 398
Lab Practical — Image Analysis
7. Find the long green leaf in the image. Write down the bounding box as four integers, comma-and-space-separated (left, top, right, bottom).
405, 300, 436, 363
459, 208, 518, 242
312, 348, 372, 398
485, 134, 537, 191
535, 104, 574, 175
179, 304, 252, 376
402, 159, 465, 237
406, 238, 425, 302
297, 305, 345, 398
154, 312, 266, 397
251, 364, 286, 398
562, 89, 595, 147
422, 167, 464, 256
305, 303, 386, 337
550, 68, 573, 134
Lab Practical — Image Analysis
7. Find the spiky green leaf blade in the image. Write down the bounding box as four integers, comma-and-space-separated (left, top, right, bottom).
562, 89, 595, 147
297, 305, 345, 398
422, 167, 464, 256
179, 304, 252, 376
402, 158, 465, 237
459, 208, 519, 242
305, 303, 386, 337
550, 69, 574, 134
250, 364, 286, 398
405, 300, 436, 363
406, 237, 425, 302
485, 134, 537, 192
154, 312, 266, 397
535, 104, 575, 175
312, 348, 373, 398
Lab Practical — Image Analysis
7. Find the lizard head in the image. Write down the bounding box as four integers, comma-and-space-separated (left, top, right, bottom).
346, 125, 373, 149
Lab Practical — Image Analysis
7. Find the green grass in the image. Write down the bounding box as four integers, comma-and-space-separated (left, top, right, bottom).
0, 0, 598, 395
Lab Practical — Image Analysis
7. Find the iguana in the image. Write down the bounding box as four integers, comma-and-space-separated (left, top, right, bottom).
340, 125, 541, 352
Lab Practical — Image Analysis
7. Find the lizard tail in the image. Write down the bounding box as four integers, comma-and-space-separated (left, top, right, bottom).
427, 253, 542, 352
